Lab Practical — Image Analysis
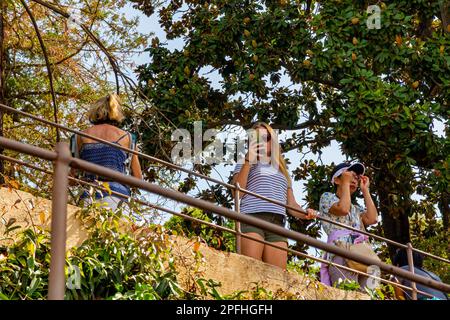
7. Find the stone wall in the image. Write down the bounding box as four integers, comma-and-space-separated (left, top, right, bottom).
170, 236, 369, 300
0, 187, 87, 248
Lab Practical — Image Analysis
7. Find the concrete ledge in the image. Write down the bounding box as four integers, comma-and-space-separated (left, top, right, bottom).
170, 236, 370, 300
0, 187, 87, 248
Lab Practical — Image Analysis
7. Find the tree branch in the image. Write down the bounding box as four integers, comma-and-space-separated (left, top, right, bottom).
31, 0, 121, 94
11, 38, 90, 70
302, 76, 342, 90
207, 119, 319, 131
272, 120, 319, 130
20, 0, 60, 142
10, 90, 80, 99
441, 1, 449, 33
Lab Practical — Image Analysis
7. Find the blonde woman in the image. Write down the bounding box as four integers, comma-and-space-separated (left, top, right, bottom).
70, 94, 142, 210
232, 122, 316, 269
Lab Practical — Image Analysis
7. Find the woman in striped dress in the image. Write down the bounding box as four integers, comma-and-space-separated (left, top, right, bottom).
232, 122, 316, 269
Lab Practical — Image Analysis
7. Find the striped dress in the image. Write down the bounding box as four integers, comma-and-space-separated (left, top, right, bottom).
233, 162, 288, 216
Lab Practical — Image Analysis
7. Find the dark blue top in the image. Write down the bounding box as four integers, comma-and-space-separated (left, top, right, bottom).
79, 142, 130, 200
398, 266, 448, 300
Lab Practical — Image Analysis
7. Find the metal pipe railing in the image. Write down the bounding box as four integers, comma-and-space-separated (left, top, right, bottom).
67, 158, 450, 293
0, 134, 57, 161
1, 103, 447, 264
407, 243, 418, 300
55, 179, 439, 299
0, 153, 437, 299
47, 143, 70, 300
234, 182, 242, 254
0, 137, 448, 294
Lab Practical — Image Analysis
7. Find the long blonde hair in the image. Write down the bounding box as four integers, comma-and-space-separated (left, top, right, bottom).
251, 122, 292, 188
87, 93, 124, 124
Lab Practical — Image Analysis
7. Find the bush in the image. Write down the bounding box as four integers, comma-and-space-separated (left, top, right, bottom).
164, 207, 236, 252
0, 204, 183, 300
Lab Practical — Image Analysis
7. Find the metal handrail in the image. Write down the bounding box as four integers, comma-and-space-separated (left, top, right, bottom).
0, 153, 438, 299
1, 137, 449, 298
0, 103, 448, 264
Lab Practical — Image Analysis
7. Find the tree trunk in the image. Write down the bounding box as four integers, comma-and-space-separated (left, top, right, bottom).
441, 1, 449, 33
0, 0, 6, 184
377, 185, 411, 260
439, 192, 449, 231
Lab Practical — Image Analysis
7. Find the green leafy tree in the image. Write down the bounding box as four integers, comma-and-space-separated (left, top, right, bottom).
134, 0, 450, 267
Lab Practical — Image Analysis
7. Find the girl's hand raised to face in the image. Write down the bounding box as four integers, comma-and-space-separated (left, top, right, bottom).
359, 175, 370, 192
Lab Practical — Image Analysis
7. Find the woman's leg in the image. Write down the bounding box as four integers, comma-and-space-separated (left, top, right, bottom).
241, 232, 265, 261
262, 241, 288, 269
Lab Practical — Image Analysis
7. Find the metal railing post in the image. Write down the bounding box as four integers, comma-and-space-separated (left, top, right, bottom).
48, 142, 71, 300
234, 182, 241, 254
407, 242, 418, 300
